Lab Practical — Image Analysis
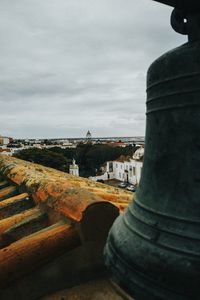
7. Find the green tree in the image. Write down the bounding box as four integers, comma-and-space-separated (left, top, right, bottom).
14, 148, 71, 172
19, 144, 138, 177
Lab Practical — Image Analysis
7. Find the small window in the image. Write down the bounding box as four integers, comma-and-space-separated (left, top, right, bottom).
109, 162, 113, 172
133, 167, 136, 176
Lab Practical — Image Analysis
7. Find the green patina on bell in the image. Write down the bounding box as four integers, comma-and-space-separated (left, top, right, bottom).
104, 1, 200, 299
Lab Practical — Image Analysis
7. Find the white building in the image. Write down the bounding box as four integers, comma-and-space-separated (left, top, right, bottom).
0, 147, 24, 156
0, 135, 11, 146
90, 147, 144, 185
69, 159, 79, 177
0, 149, 12, 156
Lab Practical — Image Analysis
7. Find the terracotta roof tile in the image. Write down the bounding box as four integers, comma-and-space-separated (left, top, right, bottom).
115, 155, 131, 162
0, 223, 80, 288
0, 155, 132, 299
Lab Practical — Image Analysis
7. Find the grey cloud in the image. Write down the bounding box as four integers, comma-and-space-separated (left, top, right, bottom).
0, 0, 186, 138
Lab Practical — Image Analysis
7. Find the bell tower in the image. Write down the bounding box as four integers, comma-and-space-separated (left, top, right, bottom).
69, 159, 79, 177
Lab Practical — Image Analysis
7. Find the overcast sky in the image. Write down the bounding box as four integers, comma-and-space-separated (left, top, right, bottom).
0, 0, 186, 139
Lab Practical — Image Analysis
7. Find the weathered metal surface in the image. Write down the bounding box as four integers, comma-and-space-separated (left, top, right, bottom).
154, 0, 200, 42
171, 10, 200, 42
105, 17, 200, 300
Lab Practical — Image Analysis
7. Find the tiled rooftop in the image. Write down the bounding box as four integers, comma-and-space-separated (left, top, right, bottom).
0, 155, 133, 300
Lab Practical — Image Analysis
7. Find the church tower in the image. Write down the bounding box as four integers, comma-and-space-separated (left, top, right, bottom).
86, 130, 92, 141
69, 159, 79, 177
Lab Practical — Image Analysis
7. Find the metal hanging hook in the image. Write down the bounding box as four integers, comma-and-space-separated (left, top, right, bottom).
170, 8, 188, 35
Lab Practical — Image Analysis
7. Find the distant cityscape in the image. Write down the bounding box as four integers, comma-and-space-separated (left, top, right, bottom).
0, 132, 145, 157
0, 132, 145, 190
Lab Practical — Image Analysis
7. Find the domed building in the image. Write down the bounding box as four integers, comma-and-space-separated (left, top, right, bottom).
86, 130, 92, 141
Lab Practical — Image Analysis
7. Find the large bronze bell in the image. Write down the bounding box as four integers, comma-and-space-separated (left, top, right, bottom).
104, 1, 200, 299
